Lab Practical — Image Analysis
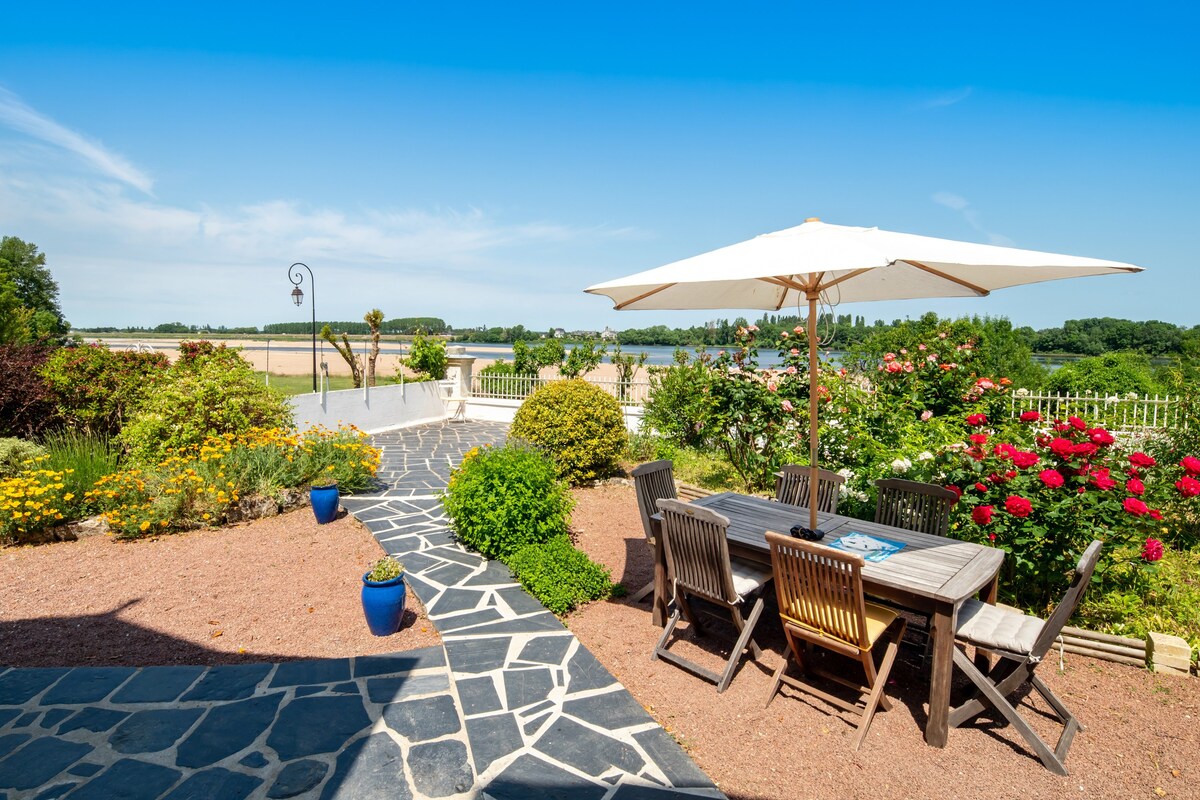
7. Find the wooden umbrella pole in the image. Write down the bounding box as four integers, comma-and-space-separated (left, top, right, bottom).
807, 292, 820, 532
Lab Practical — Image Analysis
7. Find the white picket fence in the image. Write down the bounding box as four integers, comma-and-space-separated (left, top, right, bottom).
470, 374, 652, 405
1007, 390, 1183, 432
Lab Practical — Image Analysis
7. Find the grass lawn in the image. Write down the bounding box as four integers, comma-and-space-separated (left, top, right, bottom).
256, 372, 358, 395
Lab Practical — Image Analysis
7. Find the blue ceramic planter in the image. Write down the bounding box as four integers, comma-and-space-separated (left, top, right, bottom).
310, 484, 339, 524
361, 573, 407, 636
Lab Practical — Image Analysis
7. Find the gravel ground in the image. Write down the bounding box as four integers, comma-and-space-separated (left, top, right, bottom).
0, 508, 438, 667
567, 483, 1199, 800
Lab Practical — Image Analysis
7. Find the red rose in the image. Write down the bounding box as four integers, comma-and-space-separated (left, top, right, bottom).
1072, 442, 1099, 457
1123, 497, 1150, 515
1126, 477, 1145, 495
945, 485, 962, 505
1087, 428, 1115, 446
1090, 473, 1117, 491
972, 505, 994, 525
1129, 452, 1157, 468
994, 443, 1016, 459
1005, 495, 1032, 517
987, 532, 997, 542
1004, 470, 1018, 480
1141, 537, 1164, 562
1053, 421, 1071, 433
1176, 476, 1200, 497
1150, 509, 1164, 521
1019, 411, 1041, 423
1012, 451, 1040, 469
969, 433, 988, 446
1068, 416, 1087, 431
966, 413, 988, 426
1181, 456, 1200, 476
974, 482, 988, 492
1039, 469, 1065, 488
1049, 438, 1075, 458
987, 472, 1004, 484
1078, 486, 1086, 494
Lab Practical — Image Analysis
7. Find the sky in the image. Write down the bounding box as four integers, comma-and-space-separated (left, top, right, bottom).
1, 2, 1197, 335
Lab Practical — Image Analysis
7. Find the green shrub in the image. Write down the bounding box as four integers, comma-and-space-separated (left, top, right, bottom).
117, 350, 293, 465
0, 437, 47, 478
400, 331, 447, 381
39, 344, 169, 436
441, 443, 573, 560
506, 536, 615, 614
642, 349, 717, 448
1044, 351, 1162, 396
1078, 544, 1200, 651
510, 379, 627, 485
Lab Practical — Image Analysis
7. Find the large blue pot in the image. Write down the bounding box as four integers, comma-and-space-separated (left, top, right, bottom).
310, 484, 340, 524
361, 573, 407, 636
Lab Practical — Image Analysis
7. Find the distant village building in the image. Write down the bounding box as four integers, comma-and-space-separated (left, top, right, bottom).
600, 326, 618, 341
552, 328, 566, 338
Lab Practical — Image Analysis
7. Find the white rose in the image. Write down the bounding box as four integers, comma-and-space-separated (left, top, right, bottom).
917, 451, 934, 461
890, 457, 912, 473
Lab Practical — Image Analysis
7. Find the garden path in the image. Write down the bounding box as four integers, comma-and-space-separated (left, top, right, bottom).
0, 421, 723, 800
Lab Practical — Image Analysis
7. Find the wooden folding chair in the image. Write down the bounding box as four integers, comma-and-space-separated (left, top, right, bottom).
764, 531, 907, 750
628, 460, 678, 605
873, 478, 957, 537
774, 465, 845, 513
948, 540, 1103, 775
652, 499, 771, 693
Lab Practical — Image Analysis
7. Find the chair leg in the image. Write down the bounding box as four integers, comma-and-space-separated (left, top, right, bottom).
629, 580, 655, 604
716, 597, 764, 693
652, 607, 683, 662
852, 617, 905, 750
729, 601, 764, 660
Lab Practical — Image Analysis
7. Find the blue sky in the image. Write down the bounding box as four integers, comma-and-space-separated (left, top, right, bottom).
1, 2, 1196, 334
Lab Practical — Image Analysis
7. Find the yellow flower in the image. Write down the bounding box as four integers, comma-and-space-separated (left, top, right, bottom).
139, 520, 150, 531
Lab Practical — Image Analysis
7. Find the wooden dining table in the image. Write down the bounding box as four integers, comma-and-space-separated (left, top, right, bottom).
648, 491, 1005, 748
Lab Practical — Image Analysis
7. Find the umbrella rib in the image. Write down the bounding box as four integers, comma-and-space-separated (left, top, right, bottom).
903, 260, 991, 296
818, 267, 873, 292
614, 283, 676, 310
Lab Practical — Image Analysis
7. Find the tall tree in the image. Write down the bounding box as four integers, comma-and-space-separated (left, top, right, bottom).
0, 236, 69, 343
364, 308, 384, 386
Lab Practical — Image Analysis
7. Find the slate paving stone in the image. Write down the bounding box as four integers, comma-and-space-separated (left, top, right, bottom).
436, 609, 505, 631
464, 712, 522, 774
176, 693, 284, 768
39, 709, 73, 729
0, 737, 92, 791
43, 667, 135, 706
13, 713, 37, 728
443, 637, 511, 674
267, 696, 371, 760
426, 547, 482, 569
397, 551, 444, 574
429, 587, 485, 616
518, 700, 555, 719
33, 783, 75, 799
455, 676, 502, 716
534, 716, 645, 777
382, 694, 460, 741
110, 708, 204, 754
610, 784, 721, 800
268, 759, 328, 798
452, 613, 565, 637
56, 707, 130, 735
181, 663, 272, 702
497, 586, 550, 616
565, 646, 617, 694
320, 732, 413, 800
484, 753, 608, 800
365, 672, 449, 704
0, 668, 69, 705
563, 691, 653, 731
423, 560, 477, 587
631, 728, 717, 789
161, 767, 262, 800
503, 668, 555, 710
461, 561, 515, 588
401, 572, 438, 603
238, 752, 268, 769
407, 739, 473, 797
0, 734, 30, 760
67, 758, 182, 800
270, 658, 351, 687
0, 710, 16, 728
330, 682, 359, 694
294, 686, 325, 698
111, 666, 205, 703
353, 647, 445, 678
517, 636, 573, 666
523, 712, 551, 736
67, 763, 104, 777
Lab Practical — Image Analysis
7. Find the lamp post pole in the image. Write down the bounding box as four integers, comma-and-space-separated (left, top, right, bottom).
288, 262, 317, 393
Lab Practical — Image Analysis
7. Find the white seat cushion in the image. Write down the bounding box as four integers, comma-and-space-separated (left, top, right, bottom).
730, 557, 772, 600
955, 598, 1044, 655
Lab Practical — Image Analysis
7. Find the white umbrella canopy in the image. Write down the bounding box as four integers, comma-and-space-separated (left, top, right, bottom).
586, 218, 1145, 531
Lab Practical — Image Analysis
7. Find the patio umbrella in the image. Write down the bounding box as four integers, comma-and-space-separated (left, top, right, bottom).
585, 218, 1144, 532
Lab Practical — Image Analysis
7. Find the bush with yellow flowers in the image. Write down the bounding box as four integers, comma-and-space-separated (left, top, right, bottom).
0, 457, 78, 545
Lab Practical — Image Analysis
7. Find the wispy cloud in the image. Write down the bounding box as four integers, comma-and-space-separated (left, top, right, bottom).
932, 191, 1014, 246
0, 86, 155, 194
919, 86, 973, 110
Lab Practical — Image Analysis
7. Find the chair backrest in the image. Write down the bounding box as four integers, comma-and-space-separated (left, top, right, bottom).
1031, 540, 1104, 659
775, 465, 845, 513
656, 498, 738, 606
632, 460, 677, 543
873, 478, 957, 537
766, 530, 871, 650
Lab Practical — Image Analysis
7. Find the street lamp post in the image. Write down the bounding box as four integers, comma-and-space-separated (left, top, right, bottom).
287, 262, 317, 393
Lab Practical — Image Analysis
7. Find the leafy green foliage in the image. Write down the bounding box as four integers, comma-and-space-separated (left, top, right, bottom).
0, 437, 47, 478
608, 343, 648, 401
505, 536, 615, 614
117, 349, 293, 465
1044, 351, 1163, 396
39, 344, 170, 436
511, 379, 627, 485
0, 236, 68, 344
441, 443, 574, 560
366, 555, 404, 582
642, 349, 718, 448
559, 340, 605, 379
1078, 544, 1200, 650
400, 330, 448, 381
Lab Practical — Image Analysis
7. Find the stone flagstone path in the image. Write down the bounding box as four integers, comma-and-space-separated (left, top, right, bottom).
0, 421, 724, 799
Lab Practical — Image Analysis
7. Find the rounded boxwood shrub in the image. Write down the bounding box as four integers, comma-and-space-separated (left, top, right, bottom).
441, 443, 573, 560
0, 437, 47, 478
509, 379, 627, 485
506, 536, 615, 615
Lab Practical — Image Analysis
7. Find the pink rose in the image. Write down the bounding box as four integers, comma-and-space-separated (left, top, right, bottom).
781, 400, 794, 413
920, 410, 933, 421
883, 352, 896, 362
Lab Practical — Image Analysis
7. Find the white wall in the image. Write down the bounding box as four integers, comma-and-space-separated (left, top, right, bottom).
290, 381, 447, 433
466, 397, 644, 433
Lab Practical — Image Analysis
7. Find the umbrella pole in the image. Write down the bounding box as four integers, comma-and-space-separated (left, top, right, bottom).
807, 293, 820, 532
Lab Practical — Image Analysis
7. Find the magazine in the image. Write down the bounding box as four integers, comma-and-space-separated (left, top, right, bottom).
826, 532, 906, 562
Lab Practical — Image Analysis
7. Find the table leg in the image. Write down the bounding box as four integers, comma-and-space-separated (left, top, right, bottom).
651, 517, 667, 627
926, 602, 955, 747
974, 572, 1001, 673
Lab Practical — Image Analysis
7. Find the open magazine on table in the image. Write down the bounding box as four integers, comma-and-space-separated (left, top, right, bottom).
826, 532, 906, 562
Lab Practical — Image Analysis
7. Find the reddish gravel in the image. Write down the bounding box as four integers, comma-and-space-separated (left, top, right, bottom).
0, 508, 438, 667
567, 483, 1199, 800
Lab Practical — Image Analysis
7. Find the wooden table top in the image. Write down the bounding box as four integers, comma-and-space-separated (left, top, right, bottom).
689, 492, 1005, 605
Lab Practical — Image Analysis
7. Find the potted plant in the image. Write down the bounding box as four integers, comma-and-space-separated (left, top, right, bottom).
309, 479, 339, 524
361, 555, 407, 636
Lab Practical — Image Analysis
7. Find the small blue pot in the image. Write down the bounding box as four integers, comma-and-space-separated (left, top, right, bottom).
310, 484, 340, 524
361, 573, 407, 636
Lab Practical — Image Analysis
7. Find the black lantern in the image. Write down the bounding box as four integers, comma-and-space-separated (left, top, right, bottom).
287, 263, 317, 392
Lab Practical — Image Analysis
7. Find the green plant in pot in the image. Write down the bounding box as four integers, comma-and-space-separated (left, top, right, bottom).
361, 555, 407, 636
